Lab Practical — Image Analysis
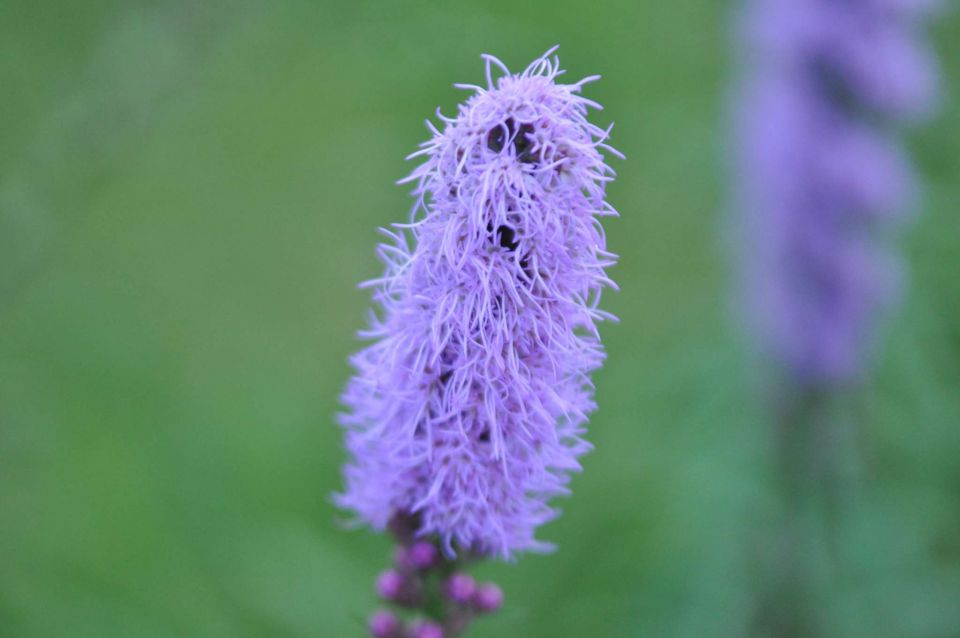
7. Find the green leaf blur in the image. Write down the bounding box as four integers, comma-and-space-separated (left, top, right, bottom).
2, 1, 958, 636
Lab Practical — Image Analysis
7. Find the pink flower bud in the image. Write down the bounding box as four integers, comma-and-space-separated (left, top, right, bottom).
472, 582, 503, 613
444, 573, 476, 605
409, 620, 444, 638
407, 541, 439, 569
368, 610, 401, 638
375, 569, 405, 601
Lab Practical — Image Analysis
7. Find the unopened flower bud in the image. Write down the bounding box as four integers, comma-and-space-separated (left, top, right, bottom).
375, 569, 405, 601
407, 541, 439, 570
472, 582, 503, 613
444, 573, 476, 605
368, 610, 401, 638
409, 620, 444, 638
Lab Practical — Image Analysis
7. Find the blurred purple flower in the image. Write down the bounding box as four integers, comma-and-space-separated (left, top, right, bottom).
735, 0, 939, 384
337, 48, 621, 559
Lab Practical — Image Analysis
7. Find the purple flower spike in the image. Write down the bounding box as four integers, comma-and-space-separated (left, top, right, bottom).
444, 573, 476, 605
472, 582, 504, 613
336, 47, 621, 559
368, 610, 402, 638
735, 0, 940, 385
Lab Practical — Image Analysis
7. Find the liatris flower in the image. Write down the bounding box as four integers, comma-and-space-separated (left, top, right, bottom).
336, 47, 619, 636
337, 46, 619, 558
732, 3, 940, 634
735, 0, 940, 385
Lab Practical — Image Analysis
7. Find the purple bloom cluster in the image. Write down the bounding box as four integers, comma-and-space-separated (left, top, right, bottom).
337, 48, 620, 559
735, 0, 939, 384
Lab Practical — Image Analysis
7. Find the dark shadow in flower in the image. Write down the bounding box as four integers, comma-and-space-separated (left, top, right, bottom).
486, 118, 538, 164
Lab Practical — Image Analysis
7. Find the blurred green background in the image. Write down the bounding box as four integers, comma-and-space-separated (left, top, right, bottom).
2, 1, 958, 636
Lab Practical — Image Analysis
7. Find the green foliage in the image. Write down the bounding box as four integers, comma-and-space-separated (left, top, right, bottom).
1, 1, 957, 636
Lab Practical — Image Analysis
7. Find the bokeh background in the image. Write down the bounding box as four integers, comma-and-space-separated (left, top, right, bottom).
2, 1, 958, 636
